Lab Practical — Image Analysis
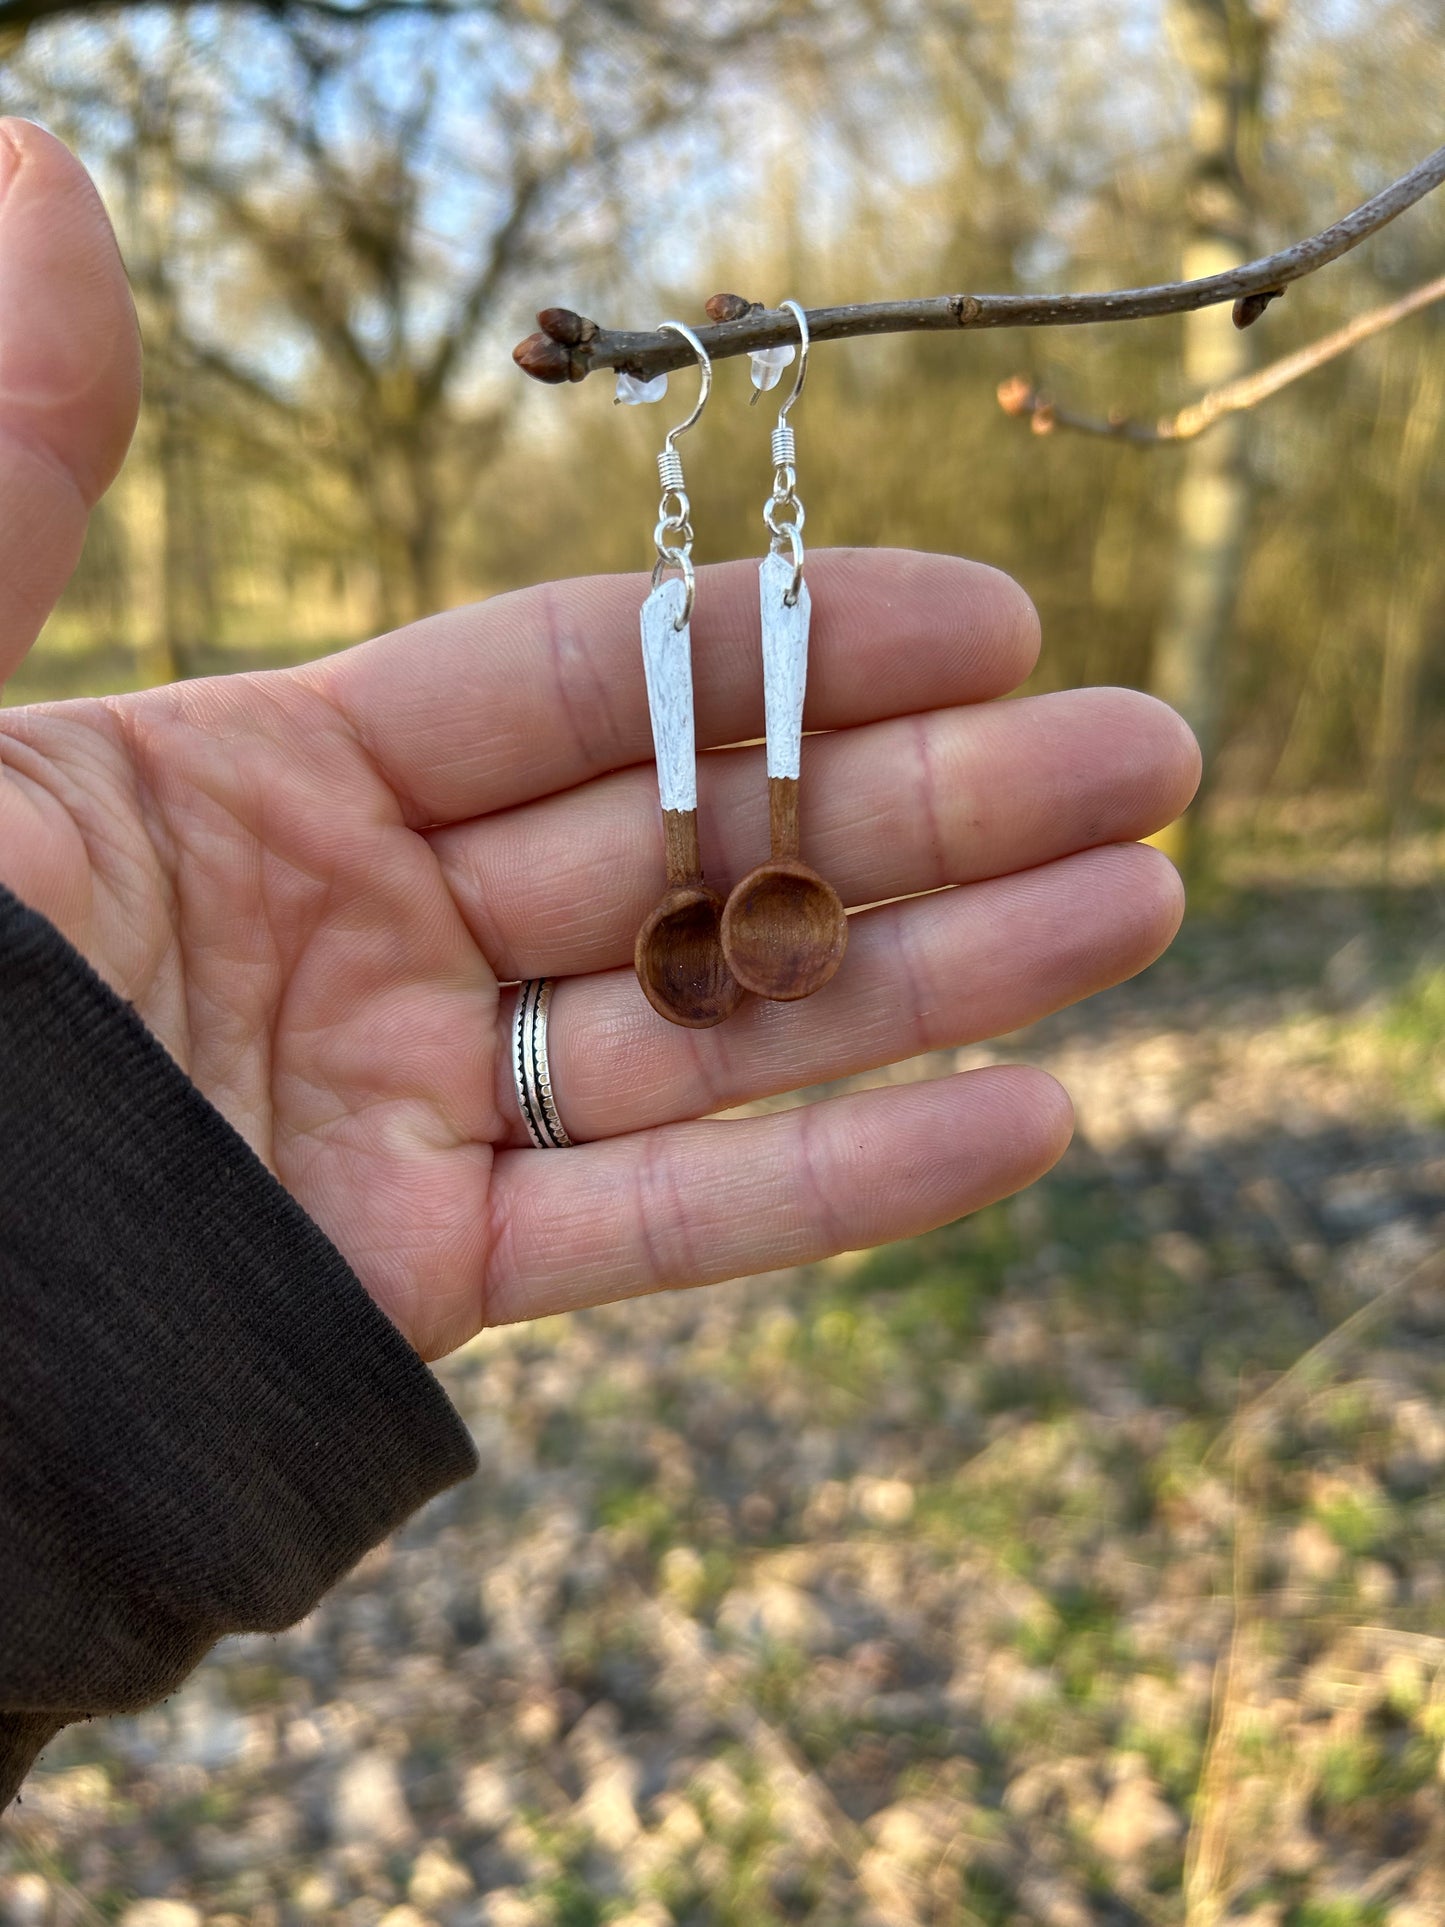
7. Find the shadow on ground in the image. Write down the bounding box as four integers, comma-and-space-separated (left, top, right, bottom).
4, 867, 1442, 1927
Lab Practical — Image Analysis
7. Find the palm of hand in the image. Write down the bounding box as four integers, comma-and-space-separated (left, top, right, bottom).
0, 124, 1198, 1360
4, 669, 503, 1356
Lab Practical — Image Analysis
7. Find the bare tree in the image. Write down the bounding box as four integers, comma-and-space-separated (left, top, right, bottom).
174, 31, 532, 627
1371, 342, 1443, 839
18, 1, 848, 629
1147, 0, 1275, 874
12, 0, 1443, 819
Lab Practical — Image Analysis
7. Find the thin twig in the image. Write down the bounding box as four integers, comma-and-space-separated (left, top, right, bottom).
5, 1833, 112, 1927
1207, 1246, 1445, 1468
639, 1585, 963, 1927
514, 144, 1445, 383
998, 271, 1445, 443
1183, 1394, 1260, 1927
1183, 1247, 1445, 1916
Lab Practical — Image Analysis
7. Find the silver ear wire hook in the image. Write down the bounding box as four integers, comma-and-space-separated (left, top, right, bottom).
651, 320, 711, 630
763, 299, 808, 606
775, 299, 809, 422
658, 319, 712, 444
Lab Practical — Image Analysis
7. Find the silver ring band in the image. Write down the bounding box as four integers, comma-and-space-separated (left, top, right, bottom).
512, 979, 573, 1149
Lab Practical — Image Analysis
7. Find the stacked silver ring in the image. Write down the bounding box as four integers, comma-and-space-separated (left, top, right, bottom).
512, 979, 573, 1149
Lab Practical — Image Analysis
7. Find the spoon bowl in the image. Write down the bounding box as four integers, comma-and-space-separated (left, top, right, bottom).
636, 881, 744, 1027
720, 855, 847, 1001
720, 547, 847, 1007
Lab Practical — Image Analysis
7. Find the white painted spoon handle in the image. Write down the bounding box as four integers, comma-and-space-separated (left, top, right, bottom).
759, 550, 810, 785
639, 575, 697, 815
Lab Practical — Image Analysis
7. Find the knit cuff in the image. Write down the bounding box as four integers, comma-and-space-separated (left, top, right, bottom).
0, 887, 478, 1808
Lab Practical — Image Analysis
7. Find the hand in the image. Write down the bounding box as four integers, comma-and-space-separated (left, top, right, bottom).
0, 123, 1200, 1360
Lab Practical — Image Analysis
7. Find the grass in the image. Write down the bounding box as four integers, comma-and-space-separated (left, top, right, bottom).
1368, 963, 1445, 1122
3, 673, 1441, 1922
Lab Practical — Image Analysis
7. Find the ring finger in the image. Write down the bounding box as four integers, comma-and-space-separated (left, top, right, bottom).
496, 840, 1183, 1147
433, 685, 1199, 982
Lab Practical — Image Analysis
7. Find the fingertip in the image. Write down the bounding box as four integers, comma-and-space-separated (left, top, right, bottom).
969, 557, 1043, 687
833, 548, 1043, 698
996, 1062, 1076, 1172
1094, 686, 1203, 822
1137, 688, 1204, 819
0, 116, 142, 503
1128, 837, 1189, 949
1048, 838, 1187, 975
905, 1062, 1074, 1208
1167, 702, 1205, 807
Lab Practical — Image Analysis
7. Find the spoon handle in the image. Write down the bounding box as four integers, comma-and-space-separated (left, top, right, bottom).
662, 810, 704, 890
640, 575, 703, 887
759, 550, 811, 860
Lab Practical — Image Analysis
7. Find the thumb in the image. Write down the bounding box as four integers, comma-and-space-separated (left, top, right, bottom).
0, 119, 142, 685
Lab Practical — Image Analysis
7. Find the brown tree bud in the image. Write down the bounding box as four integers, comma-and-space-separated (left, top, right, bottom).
536, 306, 598, 346
996, 374, 1035, 417
513, 331, 573, 383
1232, 287, 1285, 329
705, 292, 755, 323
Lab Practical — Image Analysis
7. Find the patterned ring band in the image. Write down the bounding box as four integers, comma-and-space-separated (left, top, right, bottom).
512, 979, 574, 1149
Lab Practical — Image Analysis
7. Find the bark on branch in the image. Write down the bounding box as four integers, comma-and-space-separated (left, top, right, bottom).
996, 272, 1445, 444
513, 144, 1445, 384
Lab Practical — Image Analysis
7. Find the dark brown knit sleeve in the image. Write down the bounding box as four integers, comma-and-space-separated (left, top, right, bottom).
0, 886, 479, 1809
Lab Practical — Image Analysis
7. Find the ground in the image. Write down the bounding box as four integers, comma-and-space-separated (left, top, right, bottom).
3, 805, 1442, 1927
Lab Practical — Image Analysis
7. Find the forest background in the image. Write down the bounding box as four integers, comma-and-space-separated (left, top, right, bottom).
2, 3, 1445, 1925
2, 0, 1442, 857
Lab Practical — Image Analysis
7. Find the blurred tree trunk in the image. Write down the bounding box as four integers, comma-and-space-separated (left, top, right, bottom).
365, 422, 442, 631
115, 28, 212, 683
1372, 344, 1442, 841
1149, 0, 1276, 878
158, 394, 218, 676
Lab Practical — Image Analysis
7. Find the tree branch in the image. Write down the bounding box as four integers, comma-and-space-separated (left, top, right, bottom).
513, 144, 1445, 384
996, 271, 1445, 444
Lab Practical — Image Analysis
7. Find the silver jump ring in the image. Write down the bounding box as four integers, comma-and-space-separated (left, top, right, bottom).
512, 979, 573, 1149
767, 519, 805, 606
650, 550, 696, 626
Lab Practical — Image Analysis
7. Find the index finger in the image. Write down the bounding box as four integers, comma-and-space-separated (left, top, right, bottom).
299, 549, 1040, 827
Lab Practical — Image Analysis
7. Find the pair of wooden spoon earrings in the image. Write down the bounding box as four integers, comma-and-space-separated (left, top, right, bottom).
633, 305, 849, 1030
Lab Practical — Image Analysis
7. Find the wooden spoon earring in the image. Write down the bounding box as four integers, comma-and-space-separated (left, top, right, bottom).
721, 301, 848, 1001
633, 321, 746, 1029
